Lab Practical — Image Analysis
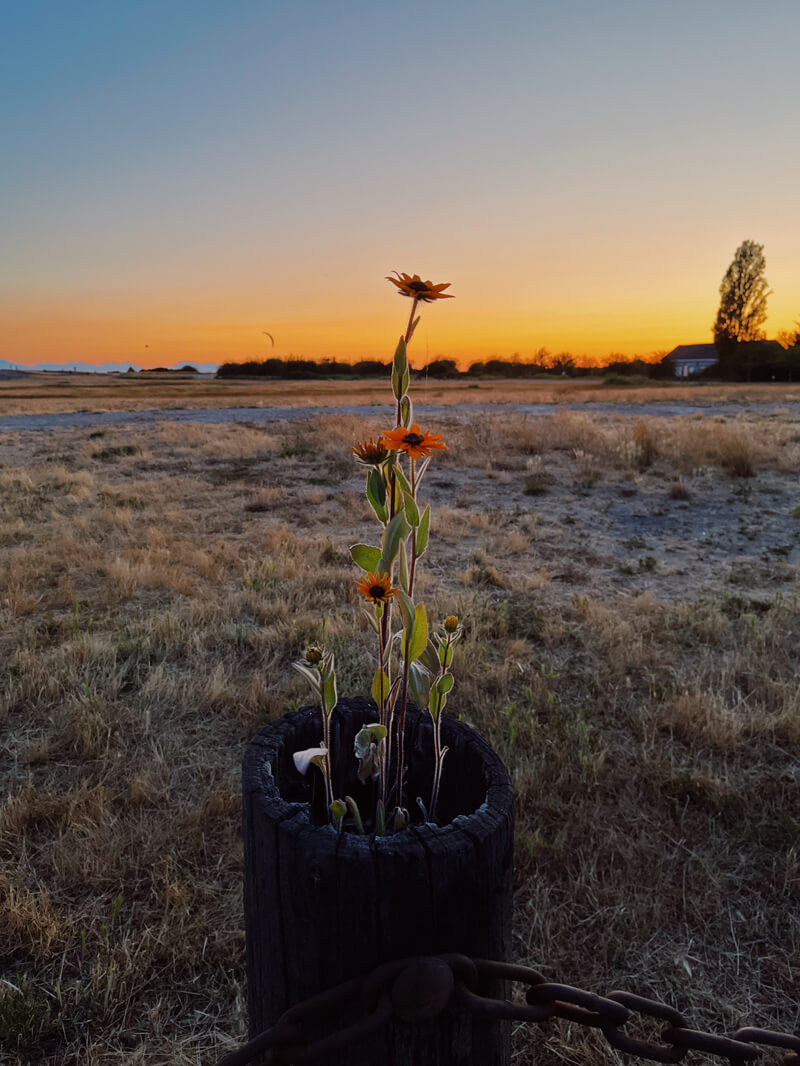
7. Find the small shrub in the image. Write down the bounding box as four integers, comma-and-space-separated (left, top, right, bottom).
92, 444, 139, 460
717, 430, 755, 478
631, 420, 658, 469
669, 480, 691, 500
523, 456, 554, 495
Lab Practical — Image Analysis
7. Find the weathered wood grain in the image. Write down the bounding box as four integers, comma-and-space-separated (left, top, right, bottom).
242, 699, 513, 1065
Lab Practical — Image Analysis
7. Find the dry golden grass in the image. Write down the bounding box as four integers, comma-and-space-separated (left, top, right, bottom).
1, 408, 799, 1064
4, 370, 800, 416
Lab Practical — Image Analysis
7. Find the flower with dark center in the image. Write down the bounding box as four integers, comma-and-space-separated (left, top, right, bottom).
386, 272, 454, 303
383, 423, 447, 461
356, 571, 398, 604
352, 436, 390, 466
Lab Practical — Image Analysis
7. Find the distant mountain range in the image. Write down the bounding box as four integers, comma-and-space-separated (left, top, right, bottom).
0, 359, 220, 374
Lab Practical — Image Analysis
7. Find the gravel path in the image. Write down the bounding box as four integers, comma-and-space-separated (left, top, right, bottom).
1, 399, 797, 432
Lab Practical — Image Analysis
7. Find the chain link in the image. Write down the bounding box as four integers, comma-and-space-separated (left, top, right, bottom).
216, 954, 799, 1066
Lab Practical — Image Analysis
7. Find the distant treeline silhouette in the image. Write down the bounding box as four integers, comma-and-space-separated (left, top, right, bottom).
216, 354, 674, 381
217, 341, 800, 383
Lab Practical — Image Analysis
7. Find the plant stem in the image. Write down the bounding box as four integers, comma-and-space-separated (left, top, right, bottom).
396, 297, 419, 426
377, 617, 389, 807
409, 458, 418, 596
394, 649, 411, 812
429, 633, 453, 822
322, 711, 334, 812
404, 297, 419, 345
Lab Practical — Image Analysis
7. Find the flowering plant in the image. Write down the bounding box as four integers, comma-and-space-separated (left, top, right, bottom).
292, 273, 462, 834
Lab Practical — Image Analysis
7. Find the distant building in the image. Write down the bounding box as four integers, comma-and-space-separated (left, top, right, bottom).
662, 344, 719, 378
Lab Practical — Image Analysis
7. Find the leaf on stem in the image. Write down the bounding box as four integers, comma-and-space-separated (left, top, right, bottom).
416, 505, 430, 555
395, 587, 415, 630
330, 799, 347, 833
292, 661, 322, 695
400, 395, 414, 428
415, 455, 433, 484
350, 543, 383, 571
391, 337, 409, 400
403, 492, 420, 527
408, 660, 432, 708
399, 540, 410, 592
366, 469, 388, 523
393, 464, 413, 496
370, 668, 390, 709
321, 670, 337, 717
379, 511, 411, 573
345, 796, 365, 835
429, 673, 454, 719
293, 746, 328, 775
405, 603, 428, 663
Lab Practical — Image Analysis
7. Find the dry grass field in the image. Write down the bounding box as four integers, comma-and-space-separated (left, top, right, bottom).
3, 370, 800, 417
1, 404, 799, 1064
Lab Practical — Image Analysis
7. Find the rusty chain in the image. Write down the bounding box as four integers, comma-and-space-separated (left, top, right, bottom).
216, 954, 800, 1066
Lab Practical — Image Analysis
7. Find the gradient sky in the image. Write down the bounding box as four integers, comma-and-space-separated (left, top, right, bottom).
2, 0, 799, 367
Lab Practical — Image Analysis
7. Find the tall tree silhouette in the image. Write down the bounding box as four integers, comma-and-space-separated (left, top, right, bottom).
713, 240, 770, 353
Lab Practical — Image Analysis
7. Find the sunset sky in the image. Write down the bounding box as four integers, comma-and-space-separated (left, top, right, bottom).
2, 1, 799, 368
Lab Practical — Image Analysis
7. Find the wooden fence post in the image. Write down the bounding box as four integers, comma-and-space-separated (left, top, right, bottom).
242, 699, 513, 1065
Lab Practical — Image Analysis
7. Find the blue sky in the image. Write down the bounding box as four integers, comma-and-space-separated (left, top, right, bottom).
2, 0, 799, 364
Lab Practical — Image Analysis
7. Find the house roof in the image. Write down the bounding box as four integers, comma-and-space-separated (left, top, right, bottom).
663, 344, 719, 362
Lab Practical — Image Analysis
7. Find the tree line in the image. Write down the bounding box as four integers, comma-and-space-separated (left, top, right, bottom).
216, 353, 674, 381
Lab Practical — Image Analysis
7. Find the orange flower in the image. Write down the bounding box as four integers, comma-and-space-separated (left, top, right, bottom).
352, 436, 389, 466
356, 571, 398, 604
383, 424, 447, 461
386, 272, 454, 303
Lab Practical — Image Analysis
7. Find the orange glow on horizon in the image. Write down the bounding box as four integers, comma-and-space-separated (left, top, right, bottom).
2, 292, 798, 371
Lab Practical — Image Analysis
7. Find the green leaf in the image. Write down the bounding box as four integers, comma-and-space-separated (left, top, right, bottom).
395, 587, 415, 630
431, 689, 448, 719
371, 668, 390, 709
330, 799, 346, 832
344, 795, 365, 835
321, 671, 337, 717
416, 505, 430, 555
438, 641, 454, 669
399, 541, 409, 592
435, 673, 454, 695
292, 661, 322, 695
379, 511, 411, 573
407, 604, 428, 662
393, 464, 412, 496
429, 673, 454, 720
350, 543, 382, 572
408, 660, 431, 708
404, 492, 420, 527
400, 395, 414, 428
420, 638, 439, 675
390, 471, 404, 513
366, 469, 388, 523
392, 335, 408, 375
392, 337, 408, 399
